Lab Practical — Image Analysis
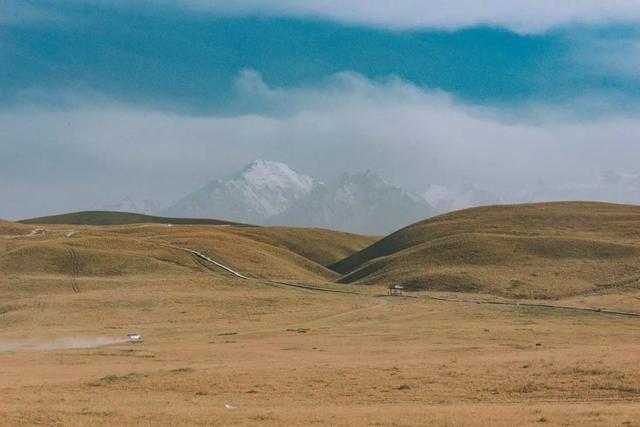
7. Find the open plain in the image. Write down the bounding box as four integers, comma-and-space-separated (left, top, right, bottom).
2, 203, 640, 426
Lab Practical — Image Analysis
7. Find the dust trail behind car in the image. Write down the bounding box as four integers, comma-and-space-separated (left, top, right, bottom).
0, 336, 127, 352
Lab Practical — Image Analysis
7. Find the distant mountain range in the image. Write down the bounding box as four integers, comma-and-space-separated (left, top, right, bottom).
268, 170, 434, 234
161, 160, 316, 225
110, 162, 640, 235
160, 160, 435, 234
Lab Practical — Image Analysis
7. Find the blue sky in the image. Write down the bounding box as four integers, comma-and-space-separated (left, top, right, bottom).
3, 0, 640, 219
3, 1, 639, 112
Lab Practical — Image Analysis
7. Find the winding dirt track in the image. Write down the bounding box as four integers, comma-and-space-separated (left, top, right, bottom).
160, 241, 640, 319
158, 243, 249, 279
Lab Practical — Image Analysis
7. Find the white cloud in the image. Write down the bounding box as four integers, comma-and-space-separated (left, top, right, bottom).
5, 1, 640, 32
3, 71, 640, 219
180, 0, 640, 33
0, 1, 63, 25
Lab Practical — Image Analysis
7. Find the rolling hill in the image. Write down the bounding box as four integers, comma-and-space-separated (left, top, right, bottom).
220, 226, 379, 267
0, 219, 31, 236
331, 202, 640, 299
11, 202, 640, 299
19, 211, 243, 226
2, 217, 376, 283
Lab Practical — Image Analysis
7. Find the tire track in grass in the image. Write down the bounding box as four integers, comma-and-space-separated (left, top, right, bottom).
67, 248, 81, 294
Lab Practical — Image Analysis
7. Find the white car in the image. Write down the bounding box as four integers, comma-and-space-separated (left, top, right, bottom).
127, 334, 143, 343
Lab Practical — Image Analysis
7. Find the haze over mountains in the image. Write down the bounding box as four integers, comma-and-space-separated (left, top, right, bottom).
268, 171, 434, 235
97, 161, 640, 235
161, 160, 316, 225
97, 197, 159, 216
161, 160, 435, 234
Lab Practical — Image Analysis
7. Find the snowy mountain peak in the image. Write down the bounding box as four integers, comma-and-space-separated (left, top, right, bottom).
161, 160, 317, 223
162, 162, 436, 233
269, 170, 435, 234
236, 160, 315, 192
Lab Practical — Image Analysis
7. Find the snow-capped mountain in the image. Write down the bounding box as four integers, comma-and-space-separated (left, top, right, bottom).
269, 171, 435, 234
161, 160, 317, 223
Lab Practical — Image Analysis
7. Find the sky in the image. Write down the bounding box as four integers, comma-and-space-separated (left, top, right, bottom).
2, 0, 640, 219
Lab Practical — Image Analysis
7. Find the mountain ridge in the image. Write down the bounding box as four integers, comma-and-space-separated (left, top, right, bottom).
161, 160, 317, 224
269, 170, 435, 234
162, 160, 436, 234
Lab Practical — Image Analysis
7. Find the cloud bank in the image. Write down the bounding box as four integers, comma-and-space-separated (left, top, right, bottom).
179, 0, 640, 33
6, 1, 640, 33
3, 71, 640, 220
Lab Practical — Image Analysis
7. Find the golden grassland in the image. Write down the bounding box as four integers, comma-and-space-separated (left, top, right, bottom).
0, 222, 376, 283
2, 204, 640, 426
2, 273, 640, 426
334, 202, 640, 298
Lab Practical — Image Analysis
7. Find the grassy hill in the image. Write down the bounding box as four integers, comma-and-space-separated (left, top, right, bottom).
19, 211, 243, 226
0, 219, 31, 236
224, 226, 379, 267
4, 204, 640, 425
11, 202, 640, 298
104, 224, 377, 281
331, 202, 640, 299
1, 220, 376, 283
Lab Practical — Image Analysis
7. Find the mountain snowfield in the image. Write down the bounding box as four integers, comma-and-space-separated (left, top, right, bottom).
269, 171, 434, 234
161, 160, 317, 224
162, 160, 435, 234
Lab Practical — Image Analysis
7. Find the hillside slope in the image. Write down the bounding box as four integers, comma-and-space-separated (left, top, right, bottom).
332, 202, 640, 298
1, 221, 373, 283
0, 219, 31, 236
20, 211, 242, 226
225, 226, 379, 267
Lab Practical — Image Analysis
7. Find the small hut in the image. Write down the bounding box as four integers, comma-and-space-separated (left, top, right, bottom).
387, 285, 404, 296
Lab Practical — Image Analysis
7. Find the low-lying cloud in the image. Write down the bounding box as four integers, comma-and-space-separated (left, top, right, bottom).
3, 71, 640, 220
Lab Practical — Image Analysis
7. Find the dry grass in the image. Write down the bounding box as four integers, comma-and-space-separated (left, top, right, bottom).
333, 202, 640, 298
0, 222, 374, 283
2, 209, 640, 425
224, 226, 378, 266
2, 271, 640, 426
0, 219, 32, 236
